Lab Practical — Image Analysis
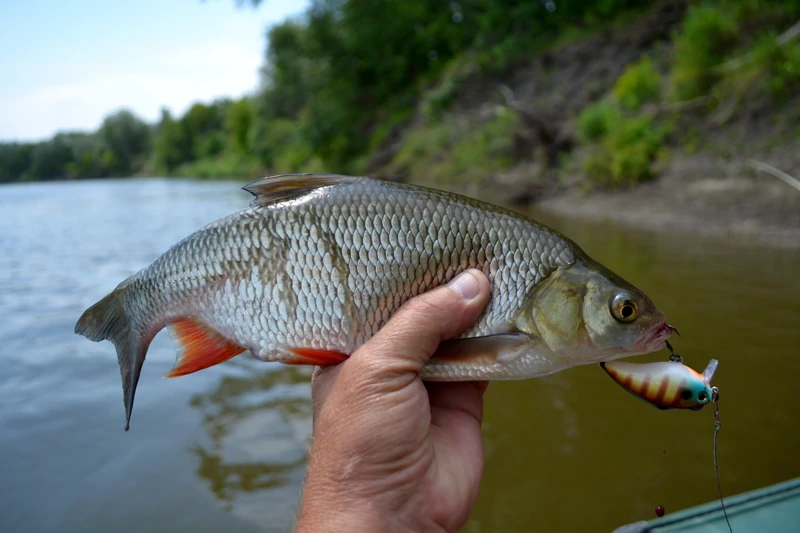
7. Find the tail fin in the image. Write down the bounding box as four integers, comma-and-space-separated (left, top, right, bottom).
75, 288, 150, 431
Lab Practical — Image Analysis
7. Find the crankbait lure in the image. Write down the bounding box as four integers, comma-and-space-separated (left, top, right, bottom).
600, 358, 718, 411
601, 351, 732, 532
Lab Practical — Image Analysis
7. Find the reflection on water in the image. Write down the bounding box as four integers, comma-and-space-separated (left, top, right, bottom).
1, 179, 798, 533
189, 364, 312, 517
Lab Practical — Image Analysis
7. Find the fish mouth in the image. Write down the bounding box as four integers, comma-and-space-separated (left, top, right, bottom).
642, 322, 674, 351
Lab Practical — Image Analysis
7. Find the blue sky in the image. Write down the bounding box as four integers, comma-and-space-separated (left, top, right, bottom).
0, 0, 308, 141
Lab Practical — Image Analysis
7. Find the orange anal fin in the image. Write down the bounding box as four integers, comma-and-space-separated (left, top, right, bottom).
285, 347, 349, 366
164, 319, 245, 378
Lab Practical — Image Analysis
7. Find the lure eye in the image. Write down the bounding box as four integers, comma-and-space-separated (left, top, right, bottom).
698, 391, 708, 402
610, 292, 638, 323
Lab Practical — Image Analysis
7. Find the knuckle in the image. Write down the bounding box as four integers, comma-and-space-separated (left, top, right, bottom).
403, 286, 452, 317
347, 351, 416, 393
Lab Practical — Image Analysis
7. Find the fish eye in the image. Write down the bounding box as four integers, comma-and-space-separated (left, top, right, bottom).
698, 391, 708, 402
681, 389, 692, 401
610, 292, 638, 323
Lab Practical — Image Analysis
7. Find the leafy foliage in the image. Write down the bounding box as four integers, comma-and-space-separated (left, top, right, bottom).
613, 57, 661, 110
154, 109, 192, 173
2, 0, 798, 187
769, 41, 800, 99
243, 0, 655, 172
669, 0, 800, 102
738, 33, 800, 101
577, 102, 622, 143
0, 111, 152, 182
670, 4, 739, 100
0, 143, 34, 182
98, 110, 152, 174
582, 114, 672, 187
391, 107, 519, 186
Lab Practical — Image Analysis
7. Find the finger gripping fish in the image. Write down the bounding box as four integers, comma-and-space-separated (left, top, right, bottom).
75, 174, 672, 429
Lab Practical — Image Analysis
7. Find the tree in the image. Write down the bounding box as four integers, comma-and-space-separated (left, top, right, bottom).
0, 143, 35, 182
99, 109, 152, 175
29, 135, 75, 180
60, 132, 109, 179
227, 97, 254, 155
181, 100, 230, 159
154, 109, 192, 173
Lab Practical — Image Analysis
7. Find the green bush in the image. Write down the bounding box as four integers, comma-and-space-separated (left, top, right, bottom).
670, 5, 739, 100
423, 77, 460, 120
770, 41, 800, 99
613, 57, 661, 110
367, 107, 413, 154
250, 118, 315, 172
732, 0, 800, 25
750, 35, 800, 100
717, 30, 800, 104
582, 115, 671, 186
173, 152, 262, 180
392, 108, 519, 185
577, 102, 622, 143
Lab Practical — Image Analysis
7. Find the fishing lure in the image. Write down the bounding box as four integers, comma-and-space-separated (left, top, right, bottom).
600, 358, 718, 411
602, 354, 732, 531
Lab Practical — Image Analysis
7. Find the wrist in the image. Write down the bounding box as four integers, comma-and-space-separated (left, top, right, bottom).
297, 479, 432, 533
296, 504, 392, 533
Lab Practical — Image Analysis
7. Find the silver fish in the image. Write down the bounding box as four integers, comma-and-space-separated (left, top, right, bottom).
76, 174, 673, 429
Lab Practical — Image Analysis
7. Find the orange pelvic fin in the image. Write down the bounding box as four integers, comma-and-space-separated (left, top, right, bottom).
164, 319, 246, 377
285, 347, 349, 366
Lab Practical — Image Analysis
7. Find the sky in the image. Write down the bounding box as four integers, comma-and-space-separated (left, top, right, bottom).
0, 0, 309, 142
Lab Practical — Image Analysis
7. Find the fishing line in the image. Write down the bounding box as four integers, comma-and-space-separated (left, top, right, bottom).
712, 388, 733, 533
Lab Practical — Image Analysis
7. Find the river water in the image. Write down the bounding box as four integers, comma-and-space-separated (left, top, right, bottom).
1, 178, 798, 532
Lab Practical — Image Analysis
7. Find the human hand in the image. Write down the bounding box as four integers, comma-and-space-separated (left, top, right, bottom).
297, 269, 492, 532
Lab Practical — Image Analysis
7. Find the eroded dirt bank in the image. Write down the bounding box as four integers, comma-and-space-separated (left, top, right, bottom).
536, 150, 800, 248
388, 0, 800, 248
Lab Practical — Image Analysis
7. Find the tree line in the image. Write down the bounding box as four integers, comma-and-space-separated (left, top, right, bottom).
0, 0, 724, 183
0, 97, 257, 182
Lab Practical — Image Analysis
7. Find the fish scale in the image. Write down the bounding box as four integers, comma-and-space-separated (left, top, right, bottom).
76, 173, 671, 429
140, 179, 568, 356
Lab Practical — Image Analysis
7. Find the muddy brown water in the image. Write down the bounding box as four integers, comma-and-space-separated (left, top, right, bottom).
1, 178, 798, 532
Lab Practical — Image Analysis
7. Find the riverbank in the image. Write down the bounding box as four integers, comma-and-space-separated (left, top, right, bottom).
380, 0, 800, 248
535, 151, 800, 248
4, 0, 798, 249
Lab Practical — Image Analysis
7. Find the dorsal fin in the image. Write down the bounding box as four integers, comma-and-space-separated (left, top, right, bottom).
242, 173, 361, 207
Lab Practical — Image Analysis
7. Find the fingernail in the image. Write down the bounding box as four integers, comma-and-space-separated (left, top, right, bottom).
448, 270, 480, 301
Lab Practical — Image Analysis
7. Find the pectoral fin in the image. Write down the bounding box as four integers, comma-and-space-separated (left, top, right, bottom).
430, 333, 536, 365
422, 333, 568, 379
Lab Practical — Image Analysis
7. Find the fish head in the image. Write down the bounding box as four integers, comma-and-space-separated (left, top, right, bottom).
519, 257, 672, 365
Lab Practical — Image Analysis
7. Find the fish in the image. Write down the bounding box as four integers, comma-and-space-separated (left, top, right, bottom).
75, 173, 674, 429
600, 359, 719, 410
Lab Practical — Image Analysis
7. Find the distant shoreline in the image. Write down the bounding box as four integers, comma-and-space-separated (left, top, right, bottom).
7, 170, 797, 249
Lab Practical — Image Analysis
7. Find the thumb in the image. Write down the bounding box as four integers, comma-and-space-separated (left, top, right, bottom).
348, 269, 491, 381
